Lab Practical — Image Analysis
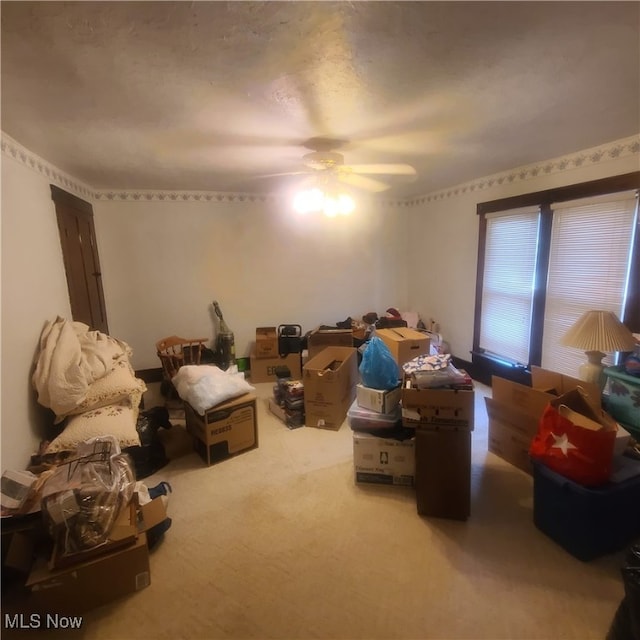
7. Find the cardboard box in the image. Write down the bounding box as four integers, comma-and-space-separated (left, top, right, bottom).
255, 327, 278, 358
356, 383, 402, 414
492, 366, 601, 415
375, 327, 430, 367
487, 366, 601, 473
415, 427, 471, 520
25, 494, 167, 614
249, 349, 301, 383
268, 397, 287, 423
402, 380, 475, 430
353, 432, 415, 486
307, 327, 353, 360
27, 532, 150, 614
485, 398, 536, 475
185, 393, 258, 465
303, 346, 358, 430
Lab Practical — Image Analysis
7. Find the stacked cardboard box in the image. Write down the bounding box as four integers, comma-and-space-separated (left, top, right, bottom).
353, 431, 415, 486
485, 367, 600, 475
402, 376, 475, 520
349, 348, 411, 485
375, 328, 430, 368
255, 327, 278, 358
249, 350, 302, 383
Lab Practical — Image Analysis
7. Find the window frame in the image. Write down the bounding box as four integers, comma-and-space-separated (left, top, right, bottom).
472, 172, 640, 384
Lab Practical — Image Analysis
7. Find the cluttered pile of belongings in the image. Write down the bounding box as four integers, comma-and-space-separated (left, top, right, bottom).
31, 317, 147, 463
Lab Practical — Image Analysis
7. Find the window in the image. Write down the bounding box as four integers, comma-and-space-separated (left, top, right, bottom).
542, 192, 637, 375
473, 173, 640, 383
480, 207, 540, 365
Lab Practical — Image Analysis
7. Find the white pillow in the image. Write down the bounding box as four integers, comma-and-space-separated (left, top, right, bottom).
56, 358, 146, 423
172, 365, 255, 415
46, 396, 142, 454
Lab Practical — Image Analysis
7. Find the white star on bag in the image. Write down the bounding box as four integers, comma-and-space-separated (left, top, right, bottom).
550, 432, 578, 456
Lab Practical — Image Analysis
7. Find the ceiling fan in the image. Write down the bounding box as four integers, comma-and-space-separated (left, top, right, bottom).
262, 137, 417, 193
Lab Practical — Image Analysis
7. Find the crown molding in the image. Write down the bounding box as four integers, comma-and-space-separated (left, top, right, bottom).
3, 131, 638, 208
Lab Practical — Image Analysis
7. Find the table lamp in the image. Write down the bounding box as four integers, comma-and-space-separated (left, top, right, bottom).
561, 310, 637, 387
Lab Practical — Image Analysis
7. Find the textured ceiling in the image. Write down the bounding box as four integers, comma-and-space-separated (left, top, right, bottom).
1, 1, 639, 198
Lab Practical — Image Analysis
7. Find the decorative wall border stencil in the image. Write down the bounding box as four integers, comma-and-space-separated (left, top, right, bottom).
1, 133, 95, 200
93, 191, 277, 204
400, 134, 640, 207
3, 131, 638, 208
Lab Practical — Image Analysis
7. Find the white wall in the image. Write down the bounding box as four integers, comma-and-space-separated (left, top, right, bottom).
2, 133, 638, 471
94, 196, 410, 370
1, 154, 75, 469
406, 151, 640, 361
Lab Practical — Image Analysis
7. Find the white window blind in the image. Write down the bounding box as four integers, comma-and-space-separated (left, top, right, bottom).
541, 191, 638, 377
480, 206, 540, 364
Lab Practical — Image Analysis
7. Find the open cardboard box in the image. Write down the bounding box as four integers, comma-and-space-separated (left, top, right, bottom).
486, 366, 602, 474
303, 346, 358, 430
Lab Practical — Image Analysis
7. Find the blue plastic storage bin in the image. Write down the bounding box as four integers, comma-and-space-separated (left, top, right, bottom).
532, 461, 640, 561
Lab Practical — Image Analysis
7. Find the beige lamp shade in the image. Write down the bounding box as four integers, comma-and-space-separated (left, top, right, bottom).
562, 310, 636, 387
561, 310, 636, 353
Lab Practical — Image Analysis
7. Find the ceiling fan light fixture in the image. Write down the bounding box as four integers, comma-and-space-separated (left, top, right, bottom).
293, 187, 324, 214
292, 187, 354, 217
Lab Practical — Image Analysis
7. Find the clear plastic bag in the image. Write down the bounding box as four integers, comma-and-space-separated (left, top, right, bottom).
359, 336, 400, 390
41, 436, 136, 555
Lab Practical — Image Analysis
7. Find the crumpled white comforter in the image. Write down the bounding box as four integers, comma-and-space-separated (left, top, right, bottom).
32, 316, 131, 420
172, 365, 255, 415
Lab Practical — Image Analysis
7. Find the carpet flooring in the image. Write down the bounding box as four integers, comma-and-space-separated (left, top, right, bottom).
2, 380, 629, 639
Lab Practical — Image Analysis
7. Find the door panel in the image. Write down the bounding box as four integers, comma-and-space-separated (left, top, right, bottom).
51, 185, 108, 334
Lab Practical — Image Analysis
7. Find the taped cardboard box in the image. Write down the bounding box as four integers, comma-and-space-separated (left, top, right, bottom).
255, 327, 278, 358
375, 327, 430, 367
303, 346, 358, 430
185, 393, 258, 465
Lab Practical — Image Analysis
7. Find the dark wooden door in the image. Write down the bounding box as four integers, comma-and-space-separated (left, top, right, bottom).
51, 185, 109, 334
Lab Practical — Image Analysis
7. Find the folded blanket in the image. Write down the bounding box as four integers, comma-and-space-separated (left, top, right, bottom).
32, 316, 132, 420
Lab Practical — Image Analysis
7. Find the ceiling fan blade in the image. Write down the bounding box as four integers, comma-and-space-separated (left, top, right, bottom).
338, 173, 391, 193
344, 163, 417, 176
253, 171, 312, 179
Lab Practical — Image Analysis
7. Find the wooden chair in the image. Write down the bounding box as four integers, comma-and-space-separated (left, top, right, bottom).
156, 336, 208, 382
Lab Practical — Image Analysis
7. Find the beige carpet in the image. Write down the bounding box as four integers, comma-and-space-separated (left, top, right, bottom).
7, 381, 629, 639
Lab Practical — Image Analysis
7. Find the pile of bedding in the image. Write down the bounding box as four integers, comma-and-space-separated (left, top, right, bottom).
32, 317, 146, 455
